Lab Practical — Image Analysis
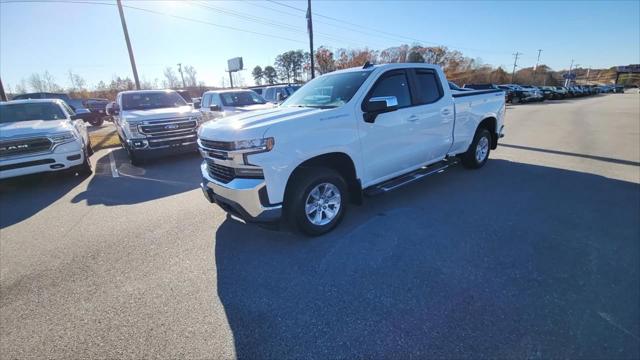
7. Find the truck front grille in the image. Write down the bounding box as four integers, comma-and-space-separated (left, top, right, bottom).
206, 159, 235, 183
199, 139, 234, 151
139, 118, 197, 136
0, 137, 52, 158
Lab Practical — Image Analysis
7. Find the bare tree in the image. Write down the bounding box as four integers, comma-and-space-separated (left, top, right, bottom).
184, 65, 197, 87
67, 70, 87, 92
28, 71, 61, 92
14, 79, 28, 94
163, 67, 179, 88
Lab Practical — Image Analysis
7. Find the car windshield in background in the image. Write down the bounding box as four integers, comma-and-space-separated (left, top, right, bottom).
282, 71, 372, 109
220, 91, 267, 106
121, 91, 187, 111
0, 102, 66, 123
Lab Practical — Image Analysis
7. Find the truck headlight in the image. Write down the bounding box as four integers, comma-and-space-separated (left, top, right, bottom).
49, 131, 77, 144
232, 137, 274, 152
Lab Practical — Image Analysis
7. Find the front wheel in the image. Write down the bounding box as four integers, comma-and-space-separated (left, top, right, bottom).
89, 117, 104, 127
461, 128, 492, 169
286, 167, 347, 236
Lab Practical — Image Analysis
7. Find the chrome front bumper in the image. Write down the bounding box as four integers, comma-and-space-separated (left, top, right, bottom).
200, 161, 282, 223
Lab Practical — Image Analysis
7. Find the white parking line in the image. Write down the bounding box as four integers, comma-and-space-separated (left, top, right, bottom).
108, 149, 119, 178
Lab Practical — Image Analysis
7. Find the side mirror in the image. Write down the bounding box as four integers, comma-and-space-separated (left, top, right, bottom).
276, 92, 287, 102
209, 104, 221, 112
106, 102, 120, 116
363, 96, 399, 123
193, 101, 201, 109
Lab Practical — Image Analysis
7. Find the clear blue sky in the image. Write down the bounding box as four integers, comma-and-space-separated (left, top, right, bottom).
1, 0, 638, 91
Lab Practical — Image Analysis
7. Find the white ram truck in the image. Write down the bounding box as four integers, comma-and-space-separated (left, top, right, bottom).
0, 99, 93, 180
198, 63, 505, 235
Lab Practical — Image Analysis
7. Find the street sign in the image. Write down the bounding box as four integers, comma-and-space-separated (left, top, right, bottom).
227, 57, 243, 72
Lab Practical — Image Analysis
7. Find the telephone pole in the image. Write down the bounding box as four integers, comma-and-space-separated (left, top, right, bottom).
0, 77, 7, 101
565, 59, 574, 87
307, 0, 315, 79
117, 0, 140, 90
511, 52, 522, 83
534, 49, 543, 84
177, 63, 186, 88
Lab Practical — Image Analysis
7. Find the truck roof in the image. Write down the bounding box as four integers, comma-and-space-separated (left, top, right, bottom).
2, 99, 64, 105
118, 89, 177, 95
331, 63, 442, 75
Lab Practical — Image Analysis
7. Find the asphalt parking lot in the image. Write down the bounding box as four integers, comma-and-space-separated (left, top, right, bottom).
1, 94, 639, 358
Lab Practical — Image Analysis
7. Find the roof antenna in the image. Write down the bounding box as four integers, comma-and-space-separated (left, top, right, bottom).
362, 61, 373, 69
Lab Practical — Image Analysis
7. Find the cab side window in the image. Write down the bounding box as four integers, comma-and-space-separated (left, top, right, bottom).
413, 70, 443, 105
201, 94, 211, 108
264, 88, 274, 101
368, 71, 412, 108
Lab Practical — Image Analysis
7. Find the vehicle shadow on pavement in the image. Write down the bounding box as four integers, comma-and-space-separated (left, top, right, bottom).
0, 173, 86, 228
214, 159, 640, 359
70, 149, 201, 206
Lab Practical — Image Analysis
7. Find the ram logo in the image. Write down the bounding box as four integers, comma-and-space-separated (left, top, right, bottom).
164, 124, 180, 130
0, 144, 29, 151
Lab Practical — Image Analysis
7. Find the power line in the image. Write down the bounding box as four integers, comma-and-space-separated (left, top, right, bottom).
265, 0, 513, 55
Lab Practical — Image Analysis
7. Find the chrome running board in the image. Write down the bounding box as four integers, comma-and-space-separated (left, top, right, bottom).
364, 158, 458, 196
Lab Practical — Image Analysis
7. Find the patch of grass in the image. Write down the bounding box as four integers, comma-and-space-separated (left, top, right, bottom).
89, 128, 121, 151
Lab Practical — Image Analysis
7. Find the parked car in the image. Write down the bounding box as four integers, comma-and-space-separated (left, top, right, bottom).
554, 86, 569, 98
538, 86, 557, 100
11, 92, 107, 126
107, 90, 205, 165
84, 98, 110, 126
199, 89, 275, 122
0, 99, 93, 179
261, 84, 302, 104
519, 85, 545, 102
499, 84, 538, 104
448, 81, 472, 92
462, 84, 508, 101
197, 63, 506, 235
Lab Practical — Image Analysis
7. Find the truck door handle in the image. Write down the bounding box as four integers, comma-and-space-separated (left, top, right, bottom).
407, 115, 419, 122
441, 109, 451, 116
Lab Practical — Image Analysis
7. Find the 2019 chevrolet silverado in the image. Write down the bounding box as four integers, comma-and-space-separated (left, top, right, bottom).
197, 63, 505, 235
199, 89, 275, 122
0, 99, 93, 179
108, 90, 204, 165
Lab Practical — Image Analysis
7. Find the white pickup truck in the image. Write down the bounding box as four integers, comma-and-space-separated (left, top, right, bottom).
198, 63, 505, 235
108, 90, 204, 165
0, 99, 93, 180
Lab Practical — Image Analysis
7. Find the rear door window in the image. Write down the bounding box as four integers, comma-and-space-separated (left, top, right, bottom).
413, 70, 442, 104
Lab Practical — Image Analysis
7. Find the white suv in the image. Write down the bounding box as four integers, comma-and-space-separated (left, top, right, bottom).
0, 99, 92, 179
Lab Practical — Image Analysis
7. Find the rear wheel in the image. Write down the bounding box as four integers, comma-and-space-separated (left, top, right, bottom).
286, 167, 347, 236
89, 116, 104, 127
461, 128, 492, 169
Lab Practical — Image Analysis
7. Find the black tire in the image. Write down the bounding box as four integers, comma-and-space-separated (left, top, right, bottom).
74, 148, 93, 177
89, 117, 104, 127
128, 148, 143, 166
512, 97, 520, 104
285, 167, 347, 236
87, 138, 94, 156
461, 128, 492, 169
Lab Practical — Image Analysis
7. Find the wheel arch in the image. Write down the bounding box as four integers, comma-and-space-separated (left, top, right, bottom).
478, 116, 498, 149
284, 152, 362, 205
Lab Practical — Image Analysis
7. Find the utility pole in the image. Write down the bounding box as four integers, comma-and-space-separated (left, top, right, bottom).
586, 66, 591, 84
307, 0, 315, 79
511, 52, 522, 83
0, 77, 7, 101
177, 63, 186, 88
534, 49, 543, 84
117, 0, 140, 90
565, 59, 574, 87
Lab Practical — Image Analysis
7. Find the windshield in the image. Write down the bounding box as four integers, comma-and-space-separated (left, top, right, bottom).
282, 70, 372, 109
220, 91, 267, 107
121, 91, 187, 111
0, 102, 66, 123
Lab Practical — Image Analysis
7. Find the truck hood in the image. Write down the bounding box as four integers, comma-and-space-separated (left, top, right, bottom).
223, 103, 275, 115
198, 106, 326, 141
0, 119, 74, 139
121, 106, 199, 123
